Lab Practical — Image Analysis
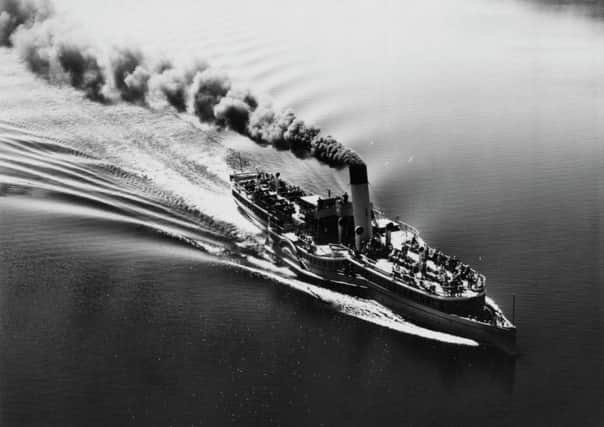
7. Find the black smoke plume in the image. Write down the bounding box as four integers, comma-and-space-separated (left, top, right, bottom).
57, 43, 105, 101
149, 60, 207, 112
190, 69, 231, 122
214, 96, 251, 133
109, 48, 148, 104
0, 0, 364, 167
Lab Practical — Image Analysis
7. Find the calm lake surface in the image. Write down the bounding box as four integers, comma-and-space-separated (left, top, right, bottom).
0, 0, 602, 425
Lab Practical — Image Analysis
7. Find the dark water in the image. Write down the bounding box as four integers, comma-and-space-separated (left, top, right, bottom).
1, 0, 603, 425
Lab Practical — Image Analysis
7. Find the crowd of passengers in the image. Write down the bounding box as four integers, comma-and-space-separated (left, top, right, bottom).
238, 172, 307, 224
251, 188, 295, 223
245, 172, 306, 201
365, 235, 481, 295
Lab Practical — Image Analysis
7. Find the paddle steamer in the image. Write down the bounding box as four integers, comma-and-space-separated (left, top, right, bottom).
231, 164, 516, 350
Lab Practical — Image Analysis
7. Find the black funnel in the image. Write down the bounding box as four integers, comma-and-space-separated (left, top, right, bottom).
349, 164, 368, 185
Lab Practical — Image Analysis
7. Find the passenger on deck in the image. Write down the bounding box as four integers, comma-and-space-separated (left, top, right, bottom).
392, 263, 401, 278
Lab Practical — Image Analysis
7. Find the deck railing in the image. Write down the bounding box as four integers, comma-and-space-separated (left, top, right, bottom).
373, 207, 420, 237
395, 220, 420, 238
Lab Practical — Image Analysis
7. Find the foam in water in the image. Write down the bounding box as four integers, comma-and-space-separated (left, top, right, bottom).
241, 256, 479, 347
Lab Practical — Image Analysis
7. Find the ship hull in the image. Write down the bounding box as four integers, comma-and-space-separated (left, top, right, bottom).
365, 285, 516, 352
233, 189, 516, 353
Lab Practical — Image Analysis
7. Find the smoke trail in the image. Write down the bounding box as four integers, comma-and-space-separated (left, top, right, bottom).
189, 68, 231, 122
0, 0, 364, 167
57, 43, 105, 101
214, 92, 252, 133
107, 48, 148, 104
0, 0, 51, 46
